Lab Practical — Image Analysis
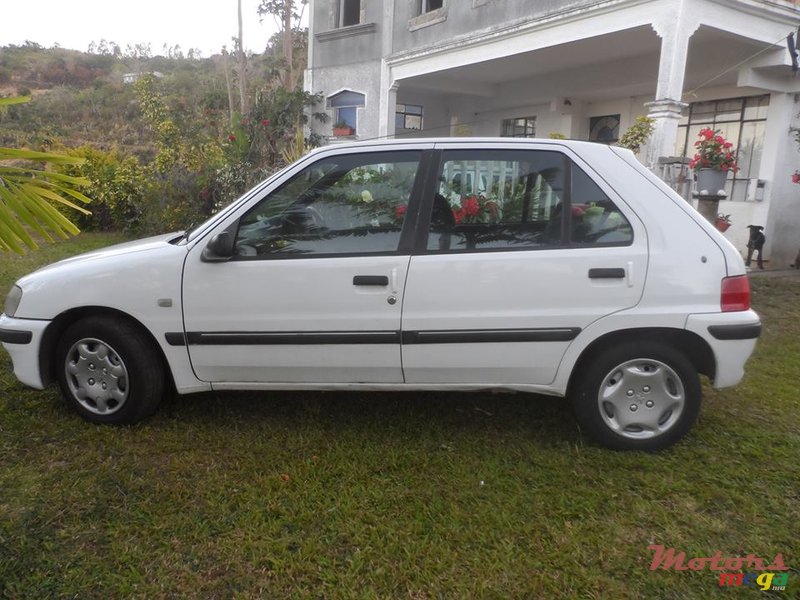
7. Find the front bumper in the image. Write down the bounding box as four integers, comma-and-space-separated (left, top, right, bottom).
685, 310, 761, 388
0, 313, 51, 389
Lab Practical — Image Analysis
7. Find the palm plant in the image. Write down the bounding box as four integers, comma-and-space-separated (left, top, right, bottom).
0, 96, 91, 254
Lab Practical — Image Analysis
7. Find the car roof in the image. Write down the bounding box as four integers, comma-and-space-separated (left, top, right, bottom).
307, 137, 622, 157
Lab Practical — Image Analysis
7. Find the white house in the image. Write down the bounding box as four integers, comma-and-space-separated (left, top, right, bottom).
305, 0, 800, 265
122, 71, 164, 84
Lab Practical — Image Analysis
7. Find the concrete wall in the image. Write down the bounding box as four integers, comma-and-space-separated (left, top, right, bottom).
308, 62, 384, 141
311, 1, 384, 68
395, 89, 451, 138
392, 0, 601, 54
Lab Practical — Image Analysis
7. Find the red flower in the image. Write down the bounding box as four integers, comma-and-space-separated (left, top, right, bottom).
715, 135, 725, 144
723, 142, 733, 149
395, 204, 407, 220
793, 172, 800, 184
227, 134, 236, 142
462, 196, 480, 217
453, 208, 465, 224
261, 119, 271, 126
701, 128, 715, 140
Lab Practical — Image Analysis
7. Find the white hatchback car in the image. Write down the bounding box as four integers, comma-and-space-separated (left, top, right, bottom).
1, 139, 761, 450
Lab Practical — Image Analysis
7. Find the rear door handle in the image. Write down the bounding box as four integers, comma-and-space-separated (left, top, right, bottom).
353, 275, 389, 286
588, 268, 625, 279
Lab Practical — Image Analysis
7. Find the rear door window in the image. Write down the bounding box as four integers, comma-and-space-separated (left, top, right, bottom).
425, 149, 632, 252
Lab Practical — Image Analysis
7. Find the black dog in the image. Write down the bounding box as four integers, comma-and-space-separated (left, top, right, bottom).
745, 225, 765, 270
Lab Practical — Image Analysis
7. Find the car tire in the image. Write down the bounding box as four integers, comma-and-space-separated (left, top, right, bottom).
573, 342, 701, 451
55, 316, 165, 424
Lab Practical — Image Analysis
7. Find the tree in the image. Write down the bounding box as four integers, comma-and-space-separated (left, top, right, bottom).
236, 0, 248, 115
258, 0, 308, 90
0, 97, 91, 253
221, 46, 236, 126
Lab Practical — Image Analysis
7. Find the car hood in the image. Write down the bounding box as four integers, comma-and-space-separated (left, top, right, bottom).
19, 232, 185, 283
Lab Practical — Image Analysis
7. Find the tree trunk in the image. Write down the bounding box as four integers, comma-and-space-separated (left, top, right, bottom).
283, 0, 294, 90
237, 0, 248, 115
222, 48, 235, 126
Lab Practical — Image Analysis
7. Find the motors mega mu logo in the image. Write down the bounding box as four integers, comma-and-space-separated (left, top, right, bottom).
648, 545, 790, 591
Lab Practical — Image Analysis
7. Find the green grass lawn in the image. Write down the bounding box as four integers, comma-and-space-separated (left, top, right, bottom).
1, 233, 798, 599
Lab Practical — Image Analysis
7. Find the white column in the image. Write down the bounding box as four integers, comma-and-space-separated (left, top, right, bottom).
377, 0, 397, 140
378, 68, 399, 139
646, 8, 698, 168
761, 92, 800, 265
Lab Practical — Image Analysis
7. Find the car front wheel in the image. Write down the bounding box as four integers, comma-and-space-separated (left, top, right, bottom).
56, 316, 165, 424
573, 342, 701, 451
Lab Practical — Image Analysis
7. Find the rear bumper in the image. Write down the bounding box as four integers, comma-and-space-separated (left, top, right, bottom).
685, 310, 760, 388
0, 313, 50, 390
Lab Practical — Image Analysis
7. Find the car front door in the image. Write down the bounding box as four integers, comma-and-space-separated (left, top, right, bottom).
181, 148, 429, 384
400, 144, 648, 386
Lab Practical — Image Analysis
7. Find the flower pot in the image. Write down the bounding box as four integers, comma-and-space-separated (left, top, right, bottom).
715, 218, 731, 232
695, 169, 727, 196
333, 126, 354, 137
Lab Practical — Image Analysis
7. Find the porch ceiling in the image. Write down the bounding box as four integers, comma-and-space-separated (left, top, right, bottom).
398, 25, 779, 103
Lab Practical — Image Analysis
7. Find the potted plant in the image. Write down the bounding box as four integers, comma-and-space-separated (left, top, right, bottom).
332, 121, 355, 137
715, 213, 732, 232
689, 128, 738, 196
616, 116, 655, 154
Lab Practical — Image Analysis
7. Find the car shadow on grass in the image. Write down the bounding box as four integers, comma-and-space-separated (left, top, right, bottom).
155, 389, 581, 448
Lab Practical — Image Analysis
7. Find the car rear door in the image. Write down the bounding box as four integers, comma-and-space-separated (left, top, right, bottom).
400, 142, 648, 385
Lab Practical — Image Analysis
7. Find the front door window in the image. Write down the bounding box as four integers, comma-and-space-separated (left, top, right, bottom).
235, 151, 422, 257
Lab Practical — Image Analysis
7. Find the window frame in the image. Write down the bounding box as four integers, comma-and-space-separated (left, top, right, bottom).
412, 148, 635, 256
327, 90, 366, 135
676, 95, 769, 202
337, 0, 361, 28
230, 150, 431, 261
501, 116, 537, 138
419, 0, 444, 14
395, 103, 424, 131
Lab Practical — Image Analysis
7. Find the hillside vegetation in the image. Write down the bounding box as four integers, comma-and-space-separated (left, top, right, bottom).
0, 14, 323, 240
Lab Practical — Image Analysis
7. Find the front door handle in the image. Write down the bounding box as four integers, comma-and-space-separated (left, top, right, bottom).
588, 268, 625, 279
353, 275, 389, 286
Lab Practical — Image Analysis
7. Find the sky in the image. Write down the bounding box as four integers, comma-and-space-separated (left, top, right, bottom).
0, 0, 304, 57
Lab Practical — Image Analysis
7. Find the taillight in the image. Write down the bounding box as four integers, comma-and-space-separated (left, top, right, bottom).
721, 275, 751, 312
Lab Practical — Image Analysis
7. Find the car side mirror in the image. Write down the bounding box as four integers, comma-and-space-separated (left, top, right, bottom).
201, 230, 235, 263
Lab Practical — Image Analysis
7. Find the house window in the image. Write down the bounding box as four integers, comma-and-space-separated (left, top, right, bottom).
589, 114, 620, 144
419, 0, 444, 13
395, 104, 424, 130
338, 0, 361, 27
501, 116, 536, 138
676, 95, 769, 201
328, 90, 366, 135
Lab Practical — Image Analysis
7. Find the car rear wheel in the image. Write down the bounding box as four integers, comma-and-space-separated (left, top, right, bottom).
573, 342, 701, 451
56, 316, 165, 424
